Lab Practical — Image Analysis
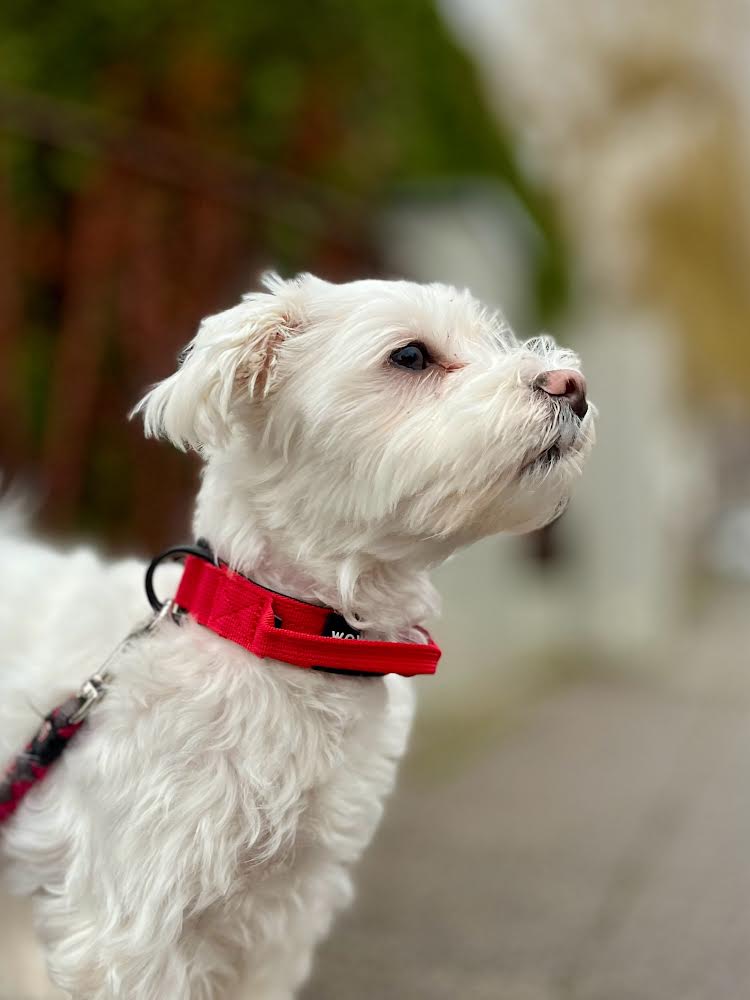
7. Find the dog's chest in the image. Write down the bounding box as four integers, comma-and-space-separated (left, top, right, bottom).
84, 625, 414, 879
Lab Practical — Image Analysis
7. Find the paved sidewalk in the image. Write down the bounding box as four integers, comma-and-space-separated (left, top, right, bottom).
304, 593, 750, 1000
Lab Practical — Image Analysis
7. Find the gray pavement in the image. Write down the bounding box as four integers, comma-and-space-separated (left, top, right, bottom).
303, 591, 750, 1000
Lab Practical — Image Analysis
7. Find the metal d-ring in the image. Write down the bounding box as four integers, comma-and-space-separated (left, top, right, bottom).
144, 542, 216, 613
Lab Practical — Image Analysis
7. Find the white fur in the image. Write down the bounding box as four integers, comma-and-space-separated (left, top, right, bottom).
0, 274, 595, 999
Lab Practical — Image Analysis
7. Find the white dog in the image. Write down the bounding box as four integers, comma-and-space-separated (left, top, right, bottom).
0, 273, 595, 1000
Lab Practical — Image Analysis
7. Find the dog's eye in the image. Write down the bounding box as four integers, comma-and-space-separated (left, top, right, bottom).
389, 342, 431, 371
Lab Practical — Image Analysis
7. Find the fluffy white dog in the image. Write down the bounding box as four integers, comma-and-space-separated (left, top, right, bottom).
0, 273, 595, 1000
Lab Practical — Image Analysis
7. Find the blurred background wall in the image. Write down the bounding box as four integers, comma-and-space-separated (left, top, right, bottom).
1, 0, 749, 716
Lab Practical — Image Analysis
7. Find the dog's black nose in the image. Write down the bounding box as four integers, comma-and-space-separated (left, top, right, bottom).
534, 369, 588, 420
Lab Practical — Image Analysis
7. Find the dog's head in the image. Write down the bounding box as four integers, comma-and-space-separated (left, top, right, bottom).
135, 273, 595, 562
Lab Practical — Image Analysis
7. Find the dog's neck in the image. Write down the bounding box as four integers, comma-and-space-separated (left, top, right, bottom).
193, 454, 444, 639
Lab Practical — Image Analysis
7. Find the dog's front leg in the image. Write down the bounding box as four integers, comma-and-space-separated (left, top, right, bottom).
3, 724, 259, 999
10, 831, 245, 1000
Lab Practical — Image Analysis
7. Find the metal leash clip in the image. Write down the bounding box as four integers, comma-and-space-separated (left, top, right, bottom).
69, 671, 111, 724
63, 543, 216, 728
149, 597, 185, 628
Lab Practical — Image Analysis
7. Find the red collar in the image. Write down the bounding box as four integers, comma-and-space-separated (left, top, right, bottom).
164, 551, 440, 678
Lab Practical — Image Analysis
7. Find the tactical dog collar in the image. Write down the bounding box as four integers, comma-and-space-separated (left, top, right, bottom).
146, 542, 441, 679
0, 541, 440, 825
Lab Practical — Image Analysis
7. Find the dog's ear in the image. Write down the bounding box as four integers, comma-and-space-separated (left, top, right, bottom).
132, 273, 307, 452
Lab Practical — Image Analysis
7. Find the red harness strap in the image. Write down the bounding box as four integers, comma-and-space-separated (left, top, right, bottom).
174, 556, 441, 677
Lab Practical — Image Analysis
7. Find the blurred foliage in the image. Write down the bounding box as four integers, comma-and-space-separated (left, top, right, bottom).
0, 0, 566, 314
